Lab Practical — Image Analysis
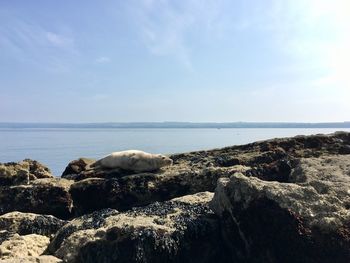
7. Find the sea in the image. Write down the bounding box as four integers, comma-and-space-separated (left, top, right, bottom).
1, 128, 350, 176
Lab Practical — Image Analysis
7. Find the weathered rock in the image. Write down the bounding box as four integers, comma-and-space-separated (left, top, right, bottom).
0, 159, 52, 186
0, 212, 66, 238
0, 178, 74, 219
65, 132, 350, 216
210, 154, 350, 263
0, 255, 62, 262
0, 234, 50, 260
0, 231, 11, 246
64, 133, 350, 183
61, 158, 96, 180
49, 192, 232, 263
69, 167, 236, 216
0, 132, 348, 262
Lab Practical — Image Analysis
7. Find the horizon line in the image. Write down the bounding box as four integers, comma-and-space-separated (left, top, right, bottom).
1, 121, 350, 124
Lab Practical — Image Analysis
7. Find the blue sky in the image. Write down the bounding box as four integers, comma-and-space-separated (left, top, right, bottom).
0, 0, 349, 122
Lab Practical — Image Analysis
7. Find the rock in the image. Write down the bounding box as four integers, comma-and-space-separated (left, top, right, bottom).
210, 154, 350, 263
215, 156, 241, 167
0, 178, 74, 219
0, 231, 11, 246
0, 132, 349, 262
0, 159, 52, 186
0, 212, 66, 238
48, 208, 119, 254
61, 158, 95, 179
63, 133, 350, 183
49, 192, 232, 263
69, 167, 236, 216
0, 234, 50, 260
64, 132, 350, 216
245, 159, 292, 182
0, 255, 62, 262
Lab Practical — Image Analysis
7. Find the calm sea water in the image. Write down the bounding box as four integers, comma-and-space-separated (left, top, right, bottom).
1, 128, 349, 176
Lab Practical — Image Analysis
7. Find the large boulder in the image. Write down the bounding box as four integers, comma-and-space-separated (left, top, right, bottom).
0, 178, 74, 219
49, 192, 232, 263
210, 154, 350, 263
0, 212, 66, 238
0, 159, 52, 186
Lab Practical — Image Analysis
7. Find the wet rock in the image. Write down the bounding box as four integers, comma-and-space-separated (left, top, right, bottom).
0, 212, 66, 238
0, 159, 52, 186
210, 154, 350, 263
49, 192, 232, 263
0, 234, 50, 260
0, 178, 74, 219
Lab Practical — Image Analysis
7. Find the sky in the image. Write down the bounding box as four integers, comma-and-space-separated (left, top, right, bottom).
0, 0, 349, 123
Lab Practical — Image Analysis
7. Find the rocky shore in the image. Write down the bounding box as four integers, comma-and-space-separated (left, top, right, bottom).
0, 132, 350, 262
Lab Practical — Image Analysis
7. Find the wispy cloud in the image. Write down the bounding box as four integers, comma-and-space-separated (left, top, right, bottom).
96, 56, 111, 64
0, 15, 77, 72
46, 32, 74, 49
126, 0, 226, 70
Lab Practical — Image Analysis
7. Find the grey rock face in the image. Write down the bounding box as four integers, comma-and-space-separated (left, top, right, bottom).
210, 154, 350, 263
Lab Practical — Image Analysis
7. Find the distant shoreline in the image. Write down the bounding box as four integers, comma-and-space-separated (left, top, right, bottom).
1, 122, 350, 129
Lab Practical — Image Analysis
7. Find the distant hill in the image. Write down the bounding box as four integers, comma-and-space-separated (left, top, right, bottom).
1, 122, 350, 129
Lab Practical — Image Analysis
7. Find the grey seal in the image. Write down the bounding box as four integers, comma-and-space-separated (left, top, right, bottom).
91, 150, 173, 172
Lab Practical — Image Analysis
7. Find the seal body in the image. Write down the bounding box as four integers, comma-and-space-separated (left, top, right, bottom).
93, 150, 173, 172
